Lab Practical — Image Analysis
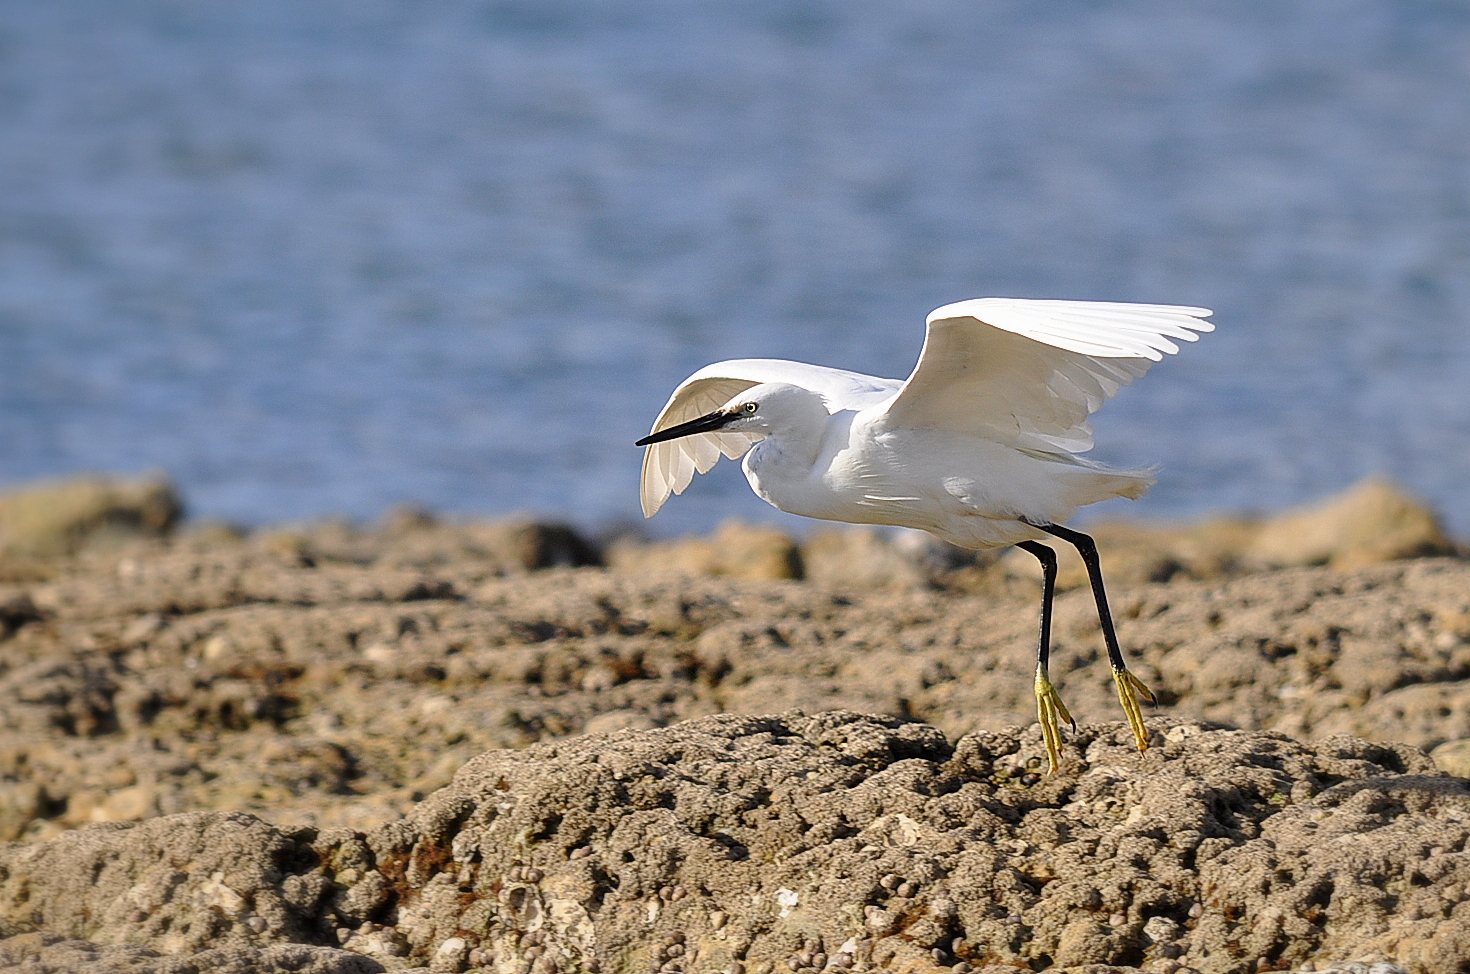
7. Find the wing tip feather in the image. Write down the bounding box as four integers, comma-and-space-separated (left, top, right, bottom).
926, 296, 1213, 359
639, 446, 666, 518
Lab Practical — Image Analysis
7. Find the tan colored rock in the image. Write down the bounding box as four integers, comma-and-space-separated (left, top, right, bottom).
1, 505, 1470, 970
7, 714, 1457, 974
228, 715, 1470, 971
254, 513, 600, 575
998, 477, 1453, 591
0, 473, 182, 558
1431, 739, 1470, 778
0, 935, 385, 974
0, 590, 42, 638
463, 518, 602, 571
801, 526, 931, 590
94, 784, 159, 823
0, 780, 44, 841
0, 811, 333, 953
606, 518, 801, 580
1247, 476, 1454, 569
1000, 514, 1262, 591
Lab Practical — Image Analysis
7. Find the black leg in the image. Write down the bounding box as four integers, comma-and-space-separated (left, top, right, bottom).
1016, 539, 1072, 772
1031, 524, 1128, 675
1026, 520, 1155, 755
1015, 540, 1059, 688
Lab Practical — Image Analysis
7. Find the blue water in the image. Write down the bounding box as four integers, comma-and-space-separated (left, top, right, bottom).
3, 0, 1470, 537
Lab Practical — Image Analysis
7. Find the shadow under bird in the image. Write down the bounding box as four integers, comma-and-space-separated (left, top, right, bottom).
635, 297, 1214, 772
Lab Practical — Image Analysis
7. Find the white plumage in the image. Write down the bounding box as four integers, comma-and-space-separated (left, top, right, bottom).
640, 297, 1211, 525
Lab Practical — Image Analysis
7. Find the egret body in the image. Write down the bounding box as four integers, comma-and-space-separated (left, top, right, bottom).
636, 297, 1214, 772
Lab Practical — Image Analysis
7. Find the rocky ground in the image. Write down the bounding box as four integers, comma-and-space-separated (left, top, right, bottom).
0, 474, 1468, 974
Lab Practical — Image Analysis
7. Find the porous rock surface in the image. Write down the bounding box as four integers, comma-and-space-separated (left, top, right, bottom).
3, 522, 1469, 839
2, 712, 1468, 974
0, 936, 380, 974
0, 475, 1469, 973
372, 711, 1470, 974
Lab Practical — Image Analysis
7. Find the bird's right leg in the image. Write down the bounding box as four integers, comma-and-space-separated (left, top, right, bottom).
1016, 540, 1072, 774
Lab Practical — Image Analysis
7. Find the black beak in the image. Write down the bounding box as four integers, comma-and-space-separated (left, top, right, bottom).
635, 408, 738, 446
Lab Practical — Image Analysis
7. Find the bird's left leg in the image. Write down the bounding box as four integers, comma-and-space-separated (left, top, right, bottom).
1032, 521, 1156, 755
1016, 540, 1072, 773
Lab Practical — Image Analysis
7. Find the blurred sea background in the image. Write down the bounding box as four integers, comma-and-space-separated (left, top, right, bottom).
2, 0, 1469, 538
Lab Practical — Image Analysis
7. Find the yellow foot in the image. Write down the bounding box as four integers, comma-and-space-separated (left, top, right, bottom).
1113, 668, 1157, 755
1035, 669, 1076, 775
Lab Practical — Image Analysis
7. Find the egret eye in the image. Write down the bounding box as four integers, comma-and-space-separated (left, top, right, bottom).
742, 402, 757, 414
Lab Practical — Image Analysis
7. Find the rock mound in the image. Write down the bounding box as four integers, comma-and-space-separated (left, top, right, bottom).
1246, 477, 1454, 570
2, 506, 1470, 843
1, 713, 1465, 973
0, 482, 1466, 973
607, 477, 1456, 593
0, 474, 182, 561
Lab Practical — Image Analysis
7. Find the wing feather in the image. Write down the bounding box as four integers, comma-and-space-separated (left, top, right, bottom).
881, 298, 1213, 454
639, 358, 899, 517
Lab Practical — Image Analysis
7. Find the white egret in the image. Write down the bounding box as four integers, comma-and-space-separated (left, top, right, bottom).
636, 297, 1214, 772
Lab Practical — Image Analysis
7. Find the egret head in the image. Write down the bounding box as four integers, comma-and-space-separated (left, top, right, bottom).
635, 382, 827, 446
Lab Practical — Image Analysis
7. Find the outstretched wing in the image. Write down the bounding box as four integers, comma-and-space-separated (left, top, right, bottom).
881, 298, 1214, 454
640, 358, 899, 517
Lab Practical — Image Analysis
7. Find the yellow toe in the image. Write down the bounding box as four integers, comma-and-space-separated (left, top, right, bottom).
1035, 669, 1075, 774
1113, 669, 1155, 754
